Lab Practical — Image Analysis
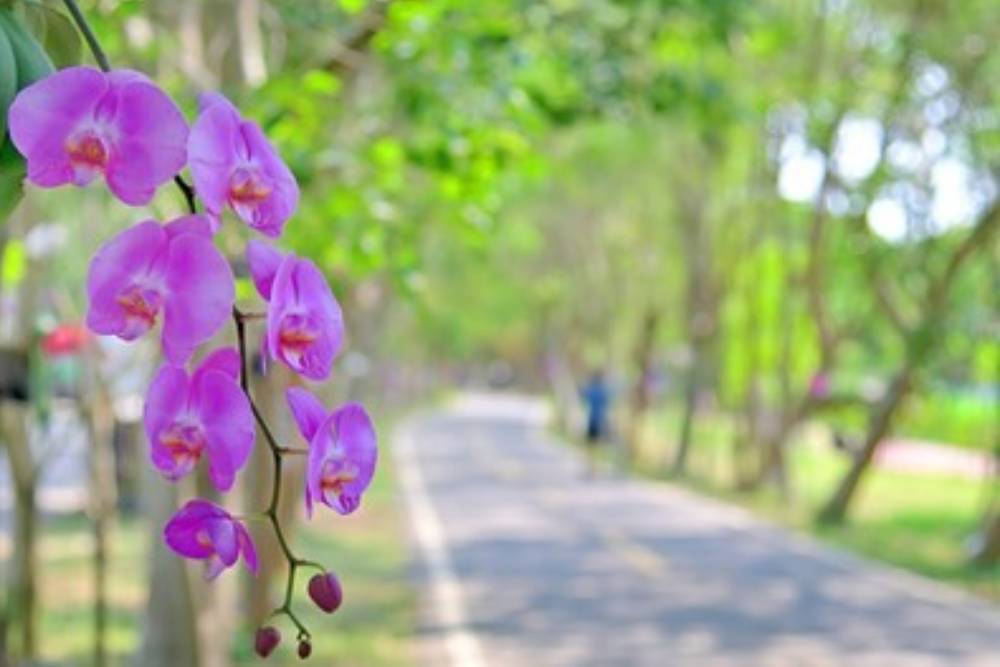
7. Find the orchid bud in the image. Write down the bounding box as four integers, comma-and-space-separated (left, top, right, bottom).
254, 626, 281, 658
307, 571, 343, 613
297, 639, 312, 659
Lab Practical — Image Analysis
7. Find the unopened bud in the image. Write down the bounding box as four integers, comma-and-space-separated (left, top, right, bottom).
307, 571, 343, 613
254, 626, 281, 658
298, 639, 312, 659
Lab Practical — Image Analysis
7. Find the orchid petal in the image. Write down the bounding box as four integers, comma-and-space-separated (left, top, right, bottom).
246, 239, 283, 301
286, 387, 328, 444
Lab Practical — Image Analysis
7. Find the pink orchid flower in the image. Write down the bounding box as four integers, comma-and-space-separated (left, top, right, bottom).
85, 215, 235, 364
144, 347, 254, 491
163, 499, 258, 580
286, 387, 377, 517
8, 66, 188, 206
188, 92, 299, 237
246, 240, 343, 381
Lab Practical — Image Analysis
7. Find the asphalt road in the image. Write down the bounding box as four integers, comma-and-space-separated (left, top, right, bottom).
397, 394, 1000, 667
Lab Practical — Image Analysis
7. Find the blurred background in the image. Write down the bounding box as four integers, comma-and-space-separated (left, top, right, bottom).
0, 0, 997, 665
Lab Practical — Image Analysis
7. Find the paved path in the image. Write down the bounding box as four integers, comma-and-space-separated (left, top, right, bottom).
396, 394, 1000, 667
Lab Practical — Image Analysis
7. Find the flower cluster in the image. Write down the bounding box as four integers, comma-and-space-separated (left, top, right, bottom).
9, 61, 377, 657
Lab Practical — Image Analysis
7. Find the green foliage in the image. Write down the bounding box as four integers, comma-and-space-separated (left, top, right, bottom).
896, 391, 998, 451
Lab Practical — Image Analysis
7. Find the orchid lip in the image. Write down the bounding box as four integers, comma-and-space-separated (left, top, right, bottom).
278, 320, 319, 367
159, 420, 207, 472
66, 130, 110, 169
229, 167, 272, 203
320, 460, 359, 499
116, 283, 164, 339
66, 128, 111, 185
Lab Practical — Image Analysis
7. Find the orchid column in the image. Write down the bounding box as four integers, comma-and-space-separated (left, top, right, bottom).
6, 1, 379, 659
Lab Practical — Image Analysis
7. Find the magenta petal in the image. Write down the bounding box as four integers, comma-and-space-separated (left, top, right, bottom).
330, 403, 378, 514
163, 500, 254, 579
291, 258, 343, 331
286, 387, 328, 444
236, 523, 259, 575
86, 221, 167, 338
207, 517, 239, 566
144, 364, 191, 478
197, 91, 233, 113
8, 66, 105, 188
267, 256, 343, 381
10, 66, 187, 205
105, 78, 188, 205
305, 447, 320, 518
162, 232, 235, 364
297, 326, 338, 383
204, 556, 227, 581
106, 69, 152, 86
193, 370, 254, 492
188, 92, 298, 236
188, 100, 240, 217
308, 403, 378, 516
246, 240, 283, 301
235, 121, 299, 237
194, 347, 242, 383
305, 427, 327, 518
164, 214, 214, 240
163, 499, 226, 560
266, 257, 294, 363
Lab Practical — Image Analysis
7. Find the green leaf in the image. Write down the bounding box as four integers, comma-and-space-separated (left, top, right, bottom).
0, 18, 16, 137
22, 3, 81, 68
0, 8, 54, 90
0, 135, 25, 222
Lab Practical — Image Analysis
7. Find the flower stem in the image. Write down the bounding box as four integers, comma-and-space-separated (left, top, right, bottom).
61, 0, 111, 72
235, 307, 315, 639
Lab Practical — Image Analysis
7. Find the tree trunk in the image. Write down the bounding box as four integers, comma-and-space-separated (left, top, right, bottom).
970, 510, 1000, 565
82, 369, 116, 667
758, 430, 790, 498
817, 367, 913, 523
138, 473, 201, 667
672, 358, 699, 475
12, 486, 36, 661
1, 402, 37, 661
817, 202, 998, 524
626, 309, 659, 465
672, 215, 717, 475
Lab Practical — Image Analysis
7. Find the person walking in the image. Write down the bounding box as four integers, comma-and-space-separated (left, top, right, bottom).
580, 369, 611, 474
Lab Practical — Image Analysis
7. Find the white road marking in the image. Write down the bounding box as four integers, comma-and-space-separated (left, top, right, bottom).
394, 426, 487, 667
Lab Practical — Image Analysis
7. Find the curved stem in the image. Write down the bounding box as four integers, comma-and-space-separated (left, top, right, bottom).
235, 307, 313, 639
61, 0, 110, 72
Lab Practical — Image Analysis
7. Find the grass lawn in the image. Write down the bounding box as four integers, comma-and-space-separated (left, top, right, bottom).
25, 444, 414, 666
631, 405, 1000, 600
